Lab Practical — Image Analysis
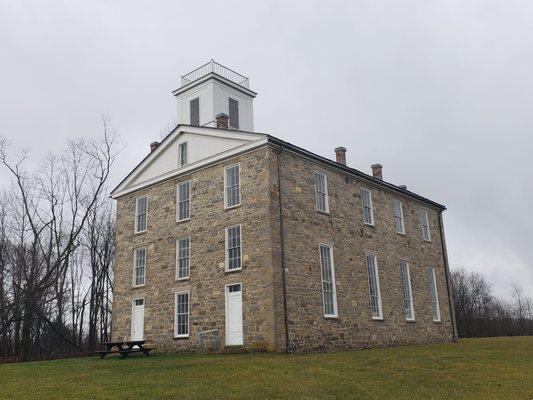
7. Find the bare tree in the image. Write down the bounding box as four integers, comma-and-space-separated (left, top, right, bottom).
0, 117, 118, 361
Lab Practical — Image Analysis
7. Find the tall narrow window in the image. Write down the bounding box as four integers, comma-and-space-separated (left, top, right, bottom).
133, 247, 146, 287
365, 254, 383, 319
361, 188, 374, 225
177, 180, 191, 221
176, 237, 190, 280
225, 225, 242, 271
394, 199, 405, 234
134, 196, 147, 233
178, 142, 188, 167
319, 244, 338, 317
224, 164, 240, 208
400, 261, 415, 321
190, 97, 199, 126
420, 209, 431, 241
315, 171, 329, 213
174, 291, 189, 338
427, 267, 441, 322
229, 98, 239, 129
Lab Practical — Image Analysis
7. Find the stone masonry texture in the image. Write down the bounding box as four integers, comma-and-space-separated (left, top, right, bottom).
111, 143, 455, 353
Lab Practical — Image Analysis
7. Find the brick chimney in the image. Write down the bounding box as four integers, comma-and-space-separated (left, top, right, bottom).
371, 163, 383, 180
216, 113, 229, 129
150, 141, 160, 152
334, 147, 346, 165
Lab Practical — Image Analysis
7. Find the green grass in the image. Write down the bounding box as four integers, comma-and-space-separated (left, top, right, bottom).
1, 337, 532, 399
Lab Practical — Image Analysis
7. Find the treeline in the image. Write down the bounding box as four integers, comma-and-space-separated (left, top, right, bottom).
451, 268, 533, 338
0, 119, 118, 362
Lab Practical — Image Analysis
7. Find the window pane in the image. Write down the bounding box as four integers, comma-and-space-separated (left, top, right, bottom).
135, 197, 147, 232
175, 292, 189, 336
226, 225, 242, 270
190, 98, 199, 126
179, 143, 188, 166
362, 189, 373, 225
225, 165, 240, 207
315, 172, 328, 212
177, 181, 190, 221
428, 267, 440, 321
319, 245, 337, 316
177, 237, 190, 279
366, 254, 382, 318
229, 98, 239, 129
394, 200, 405, 234
134, 248, 146, 286
400, 261, 414, 320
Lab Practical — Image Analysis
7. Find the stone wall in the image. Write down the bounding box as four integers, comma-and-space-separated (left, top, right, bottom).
274, 148, 455, 352
112, 146, 282, 352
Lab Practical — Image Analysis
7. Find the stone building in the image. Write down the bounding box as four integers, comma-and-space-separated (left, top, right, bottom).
110, 61, 457, 353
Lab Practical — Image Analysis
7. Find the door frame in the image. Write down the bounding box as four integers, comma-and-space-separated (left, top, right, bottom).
224, 282, 243, 346
131, 297, 145, 341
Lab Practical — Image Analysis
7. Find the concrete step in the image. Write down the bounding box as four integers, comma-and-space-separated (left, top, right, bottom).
221, 345, 247, 354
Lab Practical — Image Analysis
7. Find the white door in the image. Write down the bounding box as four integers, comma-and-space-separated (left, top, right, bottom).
225, 284, 243, 345
131, 298, 144, 341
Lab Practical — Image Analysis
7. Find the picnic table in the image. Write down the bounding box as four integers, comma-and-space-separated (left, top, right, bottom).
95, 340, 152, 359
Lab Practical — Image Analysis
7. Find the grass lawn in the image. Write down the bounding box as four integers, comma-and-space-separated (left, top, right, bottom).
1, 337, 532, 400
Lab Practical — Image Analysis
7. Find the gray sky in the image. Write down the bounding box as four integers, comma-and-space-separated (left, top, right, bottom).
1, 0, 532, 299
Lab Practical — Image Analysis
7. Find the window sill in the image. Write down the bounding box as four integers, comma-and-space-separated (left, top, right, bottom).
173, 335, 189, 340
396, 231, 406, 236
176, 218, 190, 224
433, 320, 442, 324
132, 284, 145, 289
324, 315, 338, 319
406, 319, 416, 323
423, 239, 432, 243
225, 267, 243, 273
364, 223, 375, 228
134, 230, 147, 236
316, 210, 330, 216
371, 317, 384, 321
175, 277, 190, 282
224, 204, 241, 211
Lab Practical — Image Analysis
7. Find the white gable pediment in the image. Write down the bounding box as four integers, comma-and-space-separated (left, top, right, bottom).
111, 126, 267, 198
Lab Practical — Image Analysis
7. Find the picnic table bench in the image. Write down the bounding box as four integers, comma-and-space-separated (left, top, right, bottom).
95, 340, 153, 359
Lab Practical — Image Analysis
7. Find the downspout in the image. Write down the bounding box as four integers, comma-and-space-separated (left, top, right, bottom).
276, 145, 290, 353
438, 211, 458, 342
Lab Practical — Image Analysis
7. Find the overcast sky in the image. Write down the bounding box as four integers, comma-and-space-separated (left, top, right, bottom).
1, 0, 532, 299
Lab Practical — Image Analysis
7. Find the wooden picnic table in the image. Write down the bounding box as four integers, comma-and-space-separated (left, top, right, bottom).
95, 340, 152, 359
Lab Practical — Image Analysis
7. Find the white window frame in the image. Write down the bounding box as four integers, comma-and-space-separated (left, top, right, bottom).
361, 187, 375, 226
394, 199, 405, 234
421, 209, 431, 241
176, 236, 190, 281
365, 253, 383, 320
400, 261, 415, 321
132, 247, 146, 288
178, 142, 188, 167
319, 244, 338, 318
176, 180, 191, 222
428, 267, 441, 322
134, 195, 148, 233
174, 291, 190, 338
314, 171, 329, 213
225, 224, 242, 272
224, 163, 241, 209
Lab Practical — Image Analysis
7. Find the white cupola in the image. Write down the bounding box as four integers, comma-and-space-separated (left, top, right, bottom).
173, 60, 257, 132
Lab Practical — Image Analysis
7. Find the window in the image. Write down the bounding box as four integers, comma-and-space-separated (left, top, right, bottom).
361, 188, 374, 225
394, 199, 405, 234
228, 283, 241, 293
225, 225, 242, 271
420, 209, 431, 241
134, 196, 147, 233
224, 164, 240, 208
190, 97, 199, 126
178, 142, 188, 167
133, 247, 146, 287
229, 98, 239, 129
319, 244, 338, 317
174, 291, 189, 338
177, 180, 191, 221
427, 267, 441, 321
365, 254, 383, 319
176, 237, 190, 280
315, 171, 329, 213
400, 261, 415, 321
